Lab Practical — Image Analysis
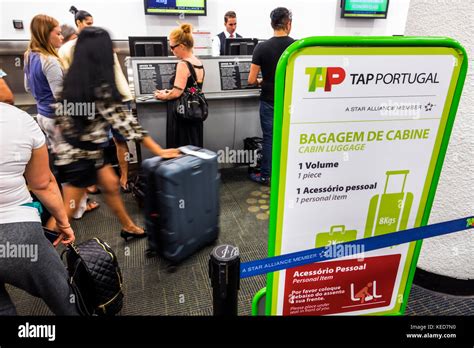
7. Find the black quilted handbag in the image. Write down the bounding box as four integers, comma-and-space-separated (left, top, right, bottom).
62, 238, 123, 316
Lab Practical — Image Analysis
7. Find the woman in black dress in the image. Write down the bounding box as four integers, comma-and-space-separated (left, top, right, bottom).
154, 23, 205, 148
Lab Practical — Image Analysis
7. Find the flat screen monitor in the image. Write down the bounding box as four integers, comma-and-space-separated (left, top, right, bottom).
144, 0, 206, 16
224, 38, 259, 56
129, 36, 169, 57
341, 0, 389, 18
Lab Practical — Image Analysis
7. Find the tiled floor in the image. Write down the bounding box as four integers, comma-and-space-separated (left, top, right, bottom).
7, 168, 474, 316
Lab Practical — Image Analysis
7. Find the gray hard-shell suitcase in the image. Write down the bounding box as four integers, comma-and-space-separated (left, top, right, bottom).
142, 147, 220, 264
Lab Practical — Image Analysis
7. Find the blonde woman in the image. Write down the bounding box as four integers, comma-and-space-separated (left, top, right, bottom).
24, 14, 64, 151
24, 14, 98, 220
155, 23, 205, 148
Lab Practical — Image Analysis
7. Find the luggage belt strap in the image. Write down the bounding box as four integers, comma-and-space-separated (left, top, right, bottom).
179, 146, 215, 160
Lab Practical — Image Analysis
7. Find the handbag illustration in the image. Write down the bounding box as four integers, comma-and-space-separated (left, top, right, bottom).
364, 170, 414, 238
174, 61, 208, 122
315, 225, 358, 248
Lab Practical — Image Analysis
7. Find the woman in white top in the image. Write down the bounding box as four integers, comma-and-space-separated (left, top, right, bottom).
0, 99, 78, 315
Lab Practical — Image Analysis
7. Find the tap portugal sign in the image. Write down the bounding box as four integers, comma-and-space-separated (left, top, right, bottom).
266, 37, 467, 316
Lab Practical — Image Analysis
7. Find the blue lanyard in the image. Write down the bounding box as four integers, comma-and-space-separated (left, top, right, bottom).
241, 216, 474, 278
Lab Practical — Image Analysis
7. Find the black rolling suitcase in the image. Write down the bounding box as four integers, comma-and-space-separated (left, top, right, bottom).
142, 146, 220, 264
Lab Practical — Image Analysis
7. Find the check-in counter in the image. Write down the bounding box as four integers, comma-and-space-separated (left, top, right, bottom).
1, 40, 263, 162
0, 40, 35, 113
129, 56, 262, 159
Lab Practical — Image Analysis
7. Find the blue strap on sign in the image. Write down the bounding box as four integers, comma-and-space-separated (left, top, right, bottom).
240, 217, 474, 279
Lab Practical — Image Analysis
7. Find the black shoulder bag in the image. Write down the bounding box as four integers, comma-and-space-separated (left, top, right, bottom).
173, 60, 208, 122
62, 238, 124, 316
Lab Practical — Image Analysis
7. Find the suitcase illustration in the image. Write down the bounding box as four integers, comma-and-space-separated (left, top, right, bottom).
315, 225, 358, 248
364, 170, 414, 238
142, 146, 220, 264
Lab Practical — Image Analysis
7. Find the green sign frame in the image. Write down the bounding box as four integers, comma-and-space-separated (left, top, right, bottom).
261, 36, 468, 316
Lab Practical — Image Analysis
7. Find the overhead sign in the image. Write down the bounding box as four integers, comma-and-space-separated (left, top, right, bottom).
265, 37, 467, 316
342, 0, 389, 18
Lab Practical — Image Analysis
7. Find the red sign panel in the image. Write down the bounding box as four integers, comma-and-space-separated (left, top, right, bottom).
283, 254, 401, 315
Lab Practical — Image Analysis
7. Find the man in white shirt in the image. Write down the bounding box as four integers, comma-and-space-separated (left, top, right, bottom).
212, 11, 242, 56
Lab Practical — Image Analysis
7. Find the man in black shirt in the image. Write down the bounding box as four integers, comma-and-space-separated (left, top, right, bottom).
248, 7, 294, 185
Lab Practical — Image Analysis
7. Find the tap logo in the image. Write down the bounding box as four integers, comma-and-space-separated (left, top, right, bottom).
306, 67, 346, 92
467, 218, 474, 228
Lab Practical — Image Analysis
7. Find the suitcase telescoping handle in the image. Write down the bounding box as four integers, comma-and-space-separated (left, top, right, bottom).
384, 170, 410, 194
329, 225, 346, 234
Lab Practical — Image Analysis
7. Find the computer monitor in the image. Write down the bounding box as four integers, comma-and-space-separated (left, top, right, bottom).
144, 0, 207, 16
341, 0, 389, 19
224, 38, 259, 56
129, 36, 169, 57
